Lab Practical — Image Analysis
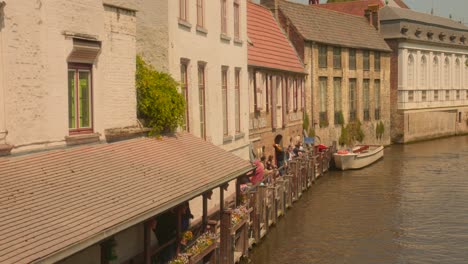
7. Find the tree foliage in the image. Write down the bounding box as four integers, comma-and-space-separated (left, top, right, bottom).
136, 56, 186, 135
375, 121, 385, 140
338, 119, 365, 147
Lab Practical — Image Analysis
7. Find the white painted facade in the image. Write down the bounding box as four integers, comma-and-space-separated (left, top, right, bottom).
0, 0, 138, 153
398, 42, 468, 110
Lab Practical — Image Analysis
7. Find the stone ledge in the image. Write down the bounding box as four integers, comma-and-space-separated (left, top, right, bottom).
105, 127, 151, 143
235, 132, 245, 140
234, 38, 243, 45
220, 33, 231, 42
0, 144, 14, 156
65, 133, 101, 146
196, 26, 208, 35
223, 135, 233, 144
178, 19, 192, 30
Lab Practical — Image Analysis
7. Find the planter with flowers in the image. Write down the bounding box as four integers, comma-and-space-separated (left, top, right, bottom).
169, 232, 218, 264
230, 205, 250, 233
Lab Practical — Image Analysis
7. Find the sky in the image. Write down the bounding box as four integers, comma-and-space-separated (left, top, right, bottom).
288, 0, 468, 25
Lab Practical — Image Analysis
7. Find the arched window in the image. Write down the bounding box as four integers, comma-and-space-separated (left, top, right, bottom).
433, 56, 439, 89
420, 55, 427, 88
465, 59, 468, 88
455, 58, 461, 88
444, 57, 450, 88
408, 54, 415, 88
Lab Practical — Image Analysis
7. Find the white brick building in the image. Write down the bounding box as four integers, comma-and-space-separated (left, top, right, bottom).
0, 0, 138, 155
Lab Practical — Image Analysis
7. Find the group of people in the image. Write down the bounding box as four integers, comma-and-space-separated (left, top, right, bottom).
248, 140, 307, 187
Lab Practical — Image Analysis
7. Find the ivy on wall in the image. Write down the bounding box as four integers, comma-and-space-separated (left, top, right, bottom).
136, 56, 186, 136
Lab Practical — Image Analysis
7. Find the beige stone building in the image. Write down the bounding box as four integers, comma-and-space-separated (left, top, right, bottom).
262, 0, 392, 146
380, 7, 468, 143
0, 0, 138, 155
136, 0, 250, 159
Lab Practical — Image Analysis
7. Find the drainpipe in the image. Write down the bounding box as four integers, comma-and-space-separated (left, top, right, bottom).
310, 41, 315, 130
0, 1, 7, 143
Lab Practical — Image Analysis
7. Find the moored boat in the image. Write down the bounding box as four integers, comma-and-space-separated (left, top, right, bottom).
333, 145, 384, 170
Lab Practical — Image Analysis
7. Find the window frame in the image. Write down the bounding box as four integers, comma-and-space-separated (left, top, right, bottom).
198, 63, 206, 139
349, 49, 356, 70
318, 45, 328, 68
374, 51, 381, 72
68, 63, 94, 135
363, 79, 370, 121
319, 77, 328, 126
197, 0, 204, 28
363, 50, 370, 71
349, 79, 357, 121
234, 0, 240, 40
179, 0, 189, 22
221, 0, 228, 35
374, 80, 381, 120
180, 61, 190, 132
333, 47, 342, 69
333, 77, 342, 125
222, 67, 229, 136
235, 68, 241, 133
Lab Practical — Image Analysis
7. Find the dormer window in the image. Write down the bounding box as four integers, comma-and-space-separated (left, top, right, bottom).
401, 26, 409, 35
415, 28, 422, 37
439, 33, 446, 41
427, 31, 434, 39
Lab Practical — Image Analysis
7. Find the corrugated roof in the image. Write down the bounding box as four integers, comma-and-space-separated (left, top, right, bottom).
380, 6, 468, 32
247, 2, 305, 73
317, 0, 384, 17
0, 133, 252, 264
278, 0, 392, 52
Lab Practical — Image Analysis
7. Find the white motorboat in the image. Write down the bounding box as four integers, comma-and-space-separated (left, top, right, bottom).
333, 145, 384, 170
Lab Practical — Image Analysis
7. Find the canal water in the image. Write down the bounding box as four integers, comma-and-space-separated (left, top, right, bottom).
248, 136, 468, 264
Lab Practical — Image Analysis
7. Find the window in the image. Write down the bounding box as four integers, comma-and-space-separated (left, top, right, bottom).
197, 0, 204, 27
456, 90, 460, 100
198, 64, 206, 139
420, 55, 427, 88
433, 57, 439, 89
408, 54, 414, 88
422, 90, 427, 102
465, 60, 468, 88
235, 69, 241, 133
455, 58, 461, 88
221, 0, 227, 35
319, 45, 328, 68
179, 0, 188, 21
333, 78, 342, 124
222, 67, 228, 136
374, 51, 381, 72
234, 0, 240, 40
293, 79, 298, 111
319, 77, 328, 126
349, 79, 357, 121
459, 112, 463, 123
68, 64, 92, 133
265, 75, 270, 112
445, 90, 450, 101
408, 91, 414, 102
444, 57, 450, 88
363, 50, 370, 71
180, 62, 189, 131
349, 49, 356, 70
333, 47, 341, 69
374, 80, 381, 120
363, 79, 370, 121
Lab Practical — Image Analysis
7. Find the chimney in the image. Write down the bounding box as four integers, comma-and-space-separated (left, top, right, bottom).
309, 0, 319, 4
365, 4, 380, 30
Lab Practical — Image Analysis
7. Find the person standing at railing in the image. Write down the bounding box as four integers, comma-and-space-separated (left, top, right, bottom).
250, 159, 265, 185
273, 143, 286, 175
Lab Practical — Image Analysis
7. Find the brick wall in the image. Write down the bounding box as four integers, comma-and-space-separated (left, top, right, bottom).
386, 39, 404, 143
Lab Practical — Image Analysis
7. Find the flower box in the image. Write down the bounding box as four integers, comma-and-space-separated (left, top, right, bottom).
188, 242, 217, 264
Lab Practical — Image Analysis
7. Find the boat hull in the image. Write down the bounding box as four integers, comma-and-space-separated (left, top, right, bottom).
333, 146, 384, 170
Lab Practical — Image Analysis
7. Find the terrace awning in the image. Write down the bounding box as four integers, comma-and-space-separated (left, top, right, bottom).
0, 133, 253, 263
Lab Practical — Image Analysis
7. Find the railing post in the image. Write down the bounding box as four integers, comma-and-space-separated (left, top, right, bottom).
220, 210, 233, 264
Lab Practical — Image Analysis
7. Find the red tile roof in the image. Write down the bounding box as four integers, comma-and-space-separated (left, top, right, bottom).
0, 133, 252, 264
316, 0, 409, 16
247, 2, 305, 73
316, 0, 384, 17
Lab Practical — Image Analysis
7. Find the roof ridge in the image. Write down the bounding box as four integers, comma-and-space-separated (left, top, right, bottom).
281, 0, 375, 20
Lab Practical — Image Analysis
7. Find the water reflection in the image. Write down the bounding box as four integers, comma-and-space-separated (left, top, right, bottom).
248, 136, 468, 264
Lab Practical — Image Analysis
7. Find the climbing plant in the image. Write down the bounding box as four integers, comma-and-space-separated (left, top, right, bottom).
136, 56, 186, 135
375, 121, 385, 140
338, 119, 365, 147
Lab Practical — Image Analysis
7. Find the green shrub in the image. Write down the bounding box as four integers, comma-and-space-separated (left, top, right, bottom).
136, 56, 186, 135
339, 119, 365, 147
376, 121, 385, 140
